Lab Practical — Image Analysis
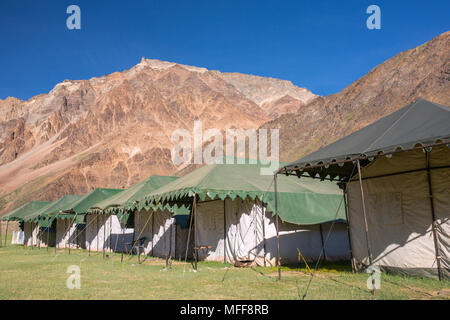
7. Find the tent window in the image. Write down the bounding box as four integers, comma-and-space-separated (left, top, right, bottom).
368, 192, 403, 225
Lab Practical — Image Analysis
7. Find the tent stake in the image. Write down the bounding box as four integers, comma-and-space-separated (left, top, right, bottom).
356, 159, 375, 295
274, 174, 281, 281
343, 187, 355, 273
425, 150, 443, 281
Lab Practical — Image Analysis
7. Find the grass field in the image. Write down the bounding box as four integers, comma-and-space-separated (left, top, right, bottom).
0, 242, 449, 300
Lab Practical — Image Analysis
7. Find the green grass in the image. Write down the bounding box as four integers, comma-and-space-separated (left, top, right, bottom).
0, 243, 449, 300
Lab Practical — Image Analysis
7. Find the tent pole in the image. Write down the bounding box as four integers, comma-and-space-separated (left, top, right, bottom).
318, 224, 326, 269
96, 215, 99, 252
55, 220, 58, 254
0, 220, 3, 248
53, 211, 62, 254
184, 200, 195, 268
103, 215, 106, 259
151, 211, 155, 256
120, 212, 126, 261
262, 203, 267, 268
4, 221, 9, 247
274, 173, 281, 281
109, 214, 112, 253
46, 219, 51, 252
67, 213, 78, 255
342, 187, 355, 273
356, 159, 375, 295
223, 199, 226, 264
88, 216, 91, 256
425, 150, 443, 281
30, 222, 34, 249
194, 194, 198, 271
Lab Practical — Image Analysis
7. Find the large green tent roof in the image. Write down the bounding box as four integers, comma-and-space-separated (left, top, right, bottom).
55, 188, 123, 223
281, 99, 450, 180
24, 195, 83, 227
141, 162, 345, 225
1, 201, 52, 222
89, 175, 178, 213
67, 188, 124, 214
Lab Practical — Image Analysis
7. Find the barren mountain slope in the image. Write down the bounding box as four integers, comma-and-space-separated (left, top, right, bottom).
0, 59, 315, 213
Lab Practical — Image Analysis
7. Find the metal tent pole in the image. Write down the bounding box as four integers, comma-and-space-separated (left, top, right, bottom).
223, 199, 227, 264
151, 211, 154, 256
342, 187, 355, 273
262, 203, 267, 268
46, 219, 51, 252
274, 174, 281, 281
318, 224, 326, 268
4, 221, 9, 247
109, 214, 112, 253
103, 214, 106, 259
37, 221, 41, 250
194, 195, 198, 271
120, 211, 128, 262
356, 159, 375, 295
68, 213, 78, 255
425, 150, 443, 281
0, 220, 3, 248
31, 222, 34, 249
96, 215, 99, 252
184, 200, 194, 267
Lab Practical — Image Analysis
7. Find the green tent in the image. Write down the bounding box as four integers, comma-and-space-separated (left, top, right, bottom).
25, 195, 83, 227
89, 175, 179, 214
282, 99, 450, 181
57, 188, 124, 223
142, 162, 345, 225
1, 201, 52, 222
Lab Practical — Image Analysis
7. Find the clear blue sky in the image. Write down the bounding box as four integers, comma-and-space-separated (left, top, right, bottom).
0, 0, 448, 100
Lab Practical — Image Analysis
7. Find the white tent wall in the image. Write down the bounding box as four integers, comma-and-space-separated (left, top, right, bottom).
85, 214, 125, 252
134, 209, 176, 259
347, 147, 450, 278
55, 219, 79, 249
196, 197, 350, 266
11, 231, 24, 245
23, 222, 38, 247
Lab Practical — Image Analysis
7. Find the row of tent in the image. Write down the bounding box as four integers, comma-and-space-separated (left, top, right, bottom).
1, 162, 351, 266
2, 98, 448, 280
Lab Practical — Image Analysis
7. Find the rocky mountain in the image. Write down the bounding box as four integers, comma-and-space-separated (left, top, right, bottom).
1, 30, 448, 215
0, 58, 315, 213
263, 31, 450, 161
